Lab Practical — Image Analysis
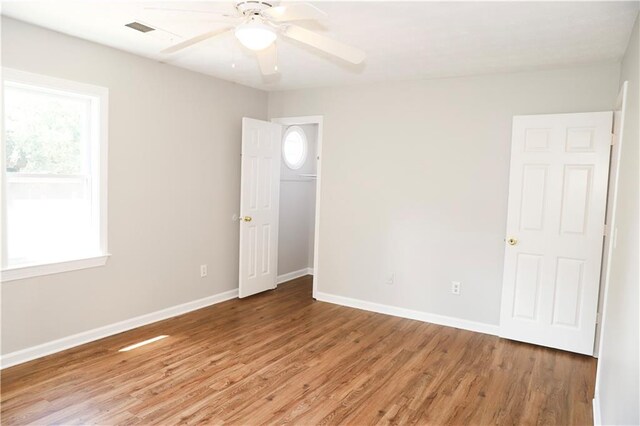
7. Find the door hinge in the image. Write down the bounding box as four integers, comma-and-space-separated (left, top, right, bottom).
611, 133, 616, 146
603, 224, 609, 237
596, 312, 601, 324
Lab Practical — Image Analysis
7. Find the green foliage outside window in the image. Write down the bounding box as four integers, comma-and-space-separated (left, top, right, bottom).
5, 86, 86, 174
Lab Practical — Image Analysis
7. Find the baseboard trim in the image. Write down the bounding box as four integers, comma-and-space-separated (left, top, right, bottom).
592, 394, 602, 426
0, 288, 238, 369
316, 292, 499, 336
277, 267, 314, 284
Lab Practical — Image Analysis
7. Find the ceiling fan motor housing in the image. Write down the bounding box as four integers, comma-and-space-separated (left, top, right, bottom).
236, 1, 274, 16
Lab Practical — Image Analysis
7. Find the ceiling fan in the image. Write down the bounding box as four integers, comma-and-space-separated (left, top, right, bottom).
147, 1, 366, 76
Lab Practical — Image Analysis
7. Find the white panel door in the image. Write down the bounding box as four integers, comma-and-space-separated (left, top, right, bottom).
500, 112, 613, 355
239, 118, 282, 298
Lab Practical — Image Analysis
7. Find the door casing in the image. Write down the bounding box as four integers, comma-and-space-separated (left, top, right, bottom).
594, 82, 628, 408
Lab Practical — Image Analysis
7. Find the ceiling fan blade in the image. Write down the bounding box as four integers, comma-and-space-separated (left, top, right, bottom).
161, 27, 233, 54
262, 3, 327, 22
282, 25, 365, 64
256, 44, 279, 76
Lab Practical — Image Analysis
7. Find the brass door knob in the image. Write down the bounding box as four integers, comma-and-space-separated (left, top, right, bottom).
507, 237, 518, 246
242, 216, 252, 222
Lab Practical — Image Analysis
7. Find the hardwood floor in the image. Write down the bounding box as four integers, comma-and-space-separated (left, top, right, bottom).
1, 276, 596, 425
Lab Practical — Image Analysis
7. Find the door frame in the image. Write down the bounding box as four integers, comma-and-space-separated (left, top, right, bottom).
271, 115, 324, 300
593, 82, 628, 359
593, 82, 627, 407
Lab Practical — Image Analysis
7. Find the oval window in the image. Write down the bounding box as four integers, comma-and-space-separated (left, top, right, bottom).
282, 126, 307, 170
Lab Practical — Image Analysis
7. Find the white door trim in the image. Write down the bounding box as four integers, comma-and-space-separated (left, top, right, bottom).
593, 82, 628, 404
271, 116, 323, 300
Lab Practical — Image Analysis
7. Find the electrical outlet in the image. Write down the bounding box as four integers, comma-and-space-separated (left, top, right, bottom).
200, 264, 208, 278
451, 281, 461, 295
386, 273, 395, 285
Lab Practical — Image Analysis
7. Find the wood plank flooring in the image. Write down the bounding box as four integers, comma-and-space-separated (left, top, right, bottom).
1, 276, 596, 425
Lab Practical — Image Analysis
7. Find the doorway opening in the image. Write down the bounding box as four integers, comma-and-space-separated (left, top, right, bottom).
272, 116, 322, 299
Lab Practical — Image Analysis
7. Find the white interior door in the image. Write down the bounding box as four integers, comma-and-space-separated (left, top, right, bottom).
500, 111, 613, 355
239, 117, 282, 298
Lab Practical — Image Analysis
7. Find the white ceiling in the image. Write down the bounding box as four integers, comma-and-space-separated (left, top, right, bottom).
2, 1, 638, 91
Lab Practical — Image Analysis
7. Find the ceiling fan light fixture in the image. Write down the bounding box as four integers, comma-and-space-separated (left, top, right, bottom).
235, 21, 276, 51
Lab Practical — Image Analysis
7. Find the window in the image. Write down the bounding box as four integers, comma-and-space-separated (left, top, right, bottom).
2, 69, 109, 281
282, 126, 307, 170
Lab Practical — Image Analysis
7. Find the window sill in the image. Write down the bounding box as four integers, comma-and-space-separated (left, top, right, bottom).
1, 254, 111, 282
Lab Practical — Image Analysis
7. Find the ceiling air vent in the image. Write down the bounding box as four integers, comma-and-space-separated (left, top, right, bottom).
125, 22, 155, 33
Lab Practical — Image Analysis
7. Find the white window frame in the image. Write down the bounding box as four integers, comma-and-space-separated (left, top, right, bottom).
282, 126, 308, 170
1, 68, 109, 282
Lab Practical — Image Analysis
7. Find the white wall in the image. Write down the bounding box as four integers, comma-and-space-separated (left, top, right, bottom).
596, 14, 639, 426
1, 17, 267, 355
277, 124, 317, 277
269, 63, 621, 326
0, 16, 628, 364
